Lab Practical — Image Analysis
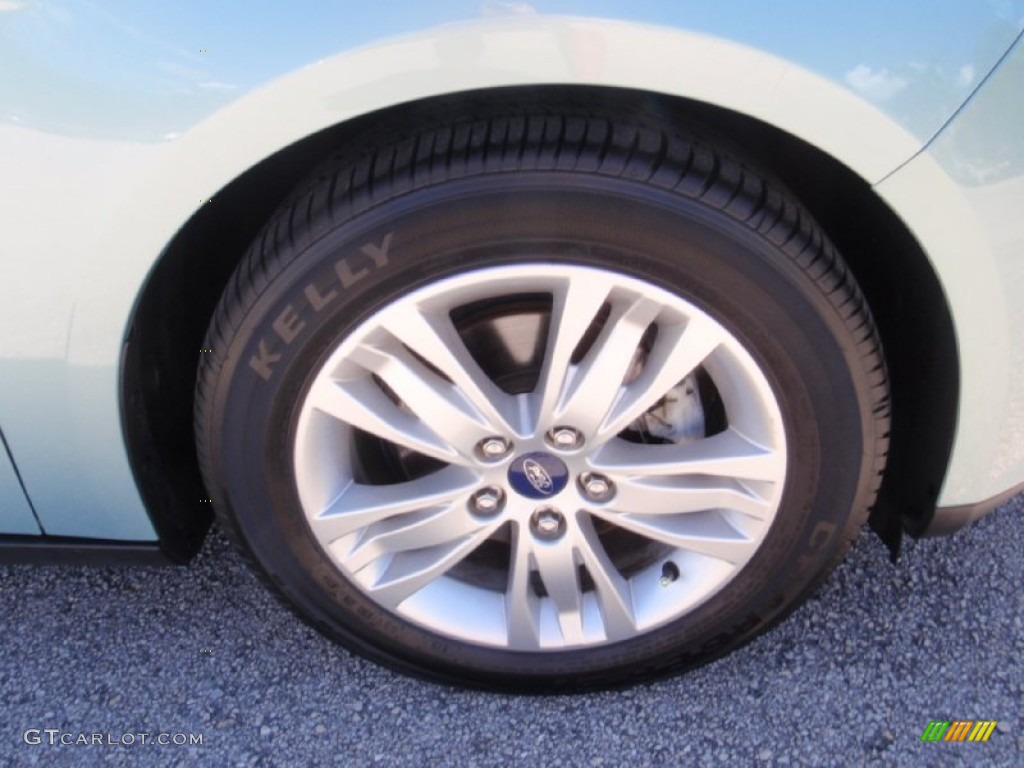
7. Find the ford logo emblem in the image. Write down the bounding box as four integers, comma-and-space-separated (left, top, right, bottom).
522, 458, 554, 495
507, 452, 569, 500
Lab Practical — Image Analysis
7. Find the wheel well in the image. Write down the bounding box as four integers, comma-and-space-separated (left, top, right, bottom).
691, 105, 959, 555
121, 85, 957, 562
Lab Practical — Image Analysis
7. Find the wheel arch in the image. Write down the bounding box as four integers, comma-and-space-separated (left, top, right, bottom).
122, 85, 957, 562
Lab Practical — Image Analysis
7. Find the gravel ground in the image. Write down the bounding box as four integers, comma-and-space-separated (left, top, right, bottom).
1, 497, 1020, 767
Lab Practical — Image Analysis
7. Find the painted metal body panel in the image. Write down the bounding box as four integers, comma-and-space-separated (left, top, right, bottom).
3, 1, 1019, 144
0, 429, 39, 535
0, 2, 1021, 537
877, 34, 1024, 506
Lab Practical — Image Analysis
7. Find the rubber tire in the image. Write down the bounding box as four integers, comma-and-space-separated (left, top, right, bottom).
195, 105, 890, 692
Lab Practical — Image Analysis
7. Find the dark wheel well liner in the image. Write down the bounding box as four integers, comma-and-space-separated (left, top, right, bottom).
120, 85, 956, 563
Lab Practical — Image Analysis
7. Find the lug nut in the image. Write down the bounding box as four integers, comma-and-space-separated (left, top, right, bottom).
477, 436, 512, 461
579, 472, 614, 502
546, 426, 583, 450
530, 507, 566, 540
470, 487, 506, 516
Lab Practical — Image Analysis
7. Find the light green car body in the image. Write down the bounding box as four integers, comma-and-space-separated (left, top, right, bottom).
0, 1, 1021, 552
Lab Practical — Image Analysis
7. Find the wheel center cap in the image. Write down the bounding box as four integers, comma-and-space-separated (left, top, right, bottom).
508, 452, 569, 499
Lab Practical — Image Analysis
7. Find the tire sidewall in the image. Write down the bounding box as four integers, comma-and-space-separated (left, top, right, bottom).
206, 174, 877, 688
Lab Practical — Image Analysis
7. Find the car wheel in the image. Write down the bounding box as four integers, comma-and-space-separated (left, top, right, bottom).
195, 107, 889, 691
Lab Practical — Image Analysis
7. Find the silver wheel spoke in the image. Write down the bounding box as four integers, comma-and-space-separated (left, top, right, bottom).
312, 467, 479, 542
609, 476, 773, 519
379, 304, 516, 435
589, 508, 758, 565
506, 516, 636, 646
357, 529, 494, 609
347, 341, 500, 456
534, 275, 615, 431
505, 524, 542, 649
574, 514, 637, 640
341, 502, 494, 573
307, 377, 465, 464
531, 535, 586, 645
595, 316, 721, 441
591, 429, 783, 481
553, 294, 662, 436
